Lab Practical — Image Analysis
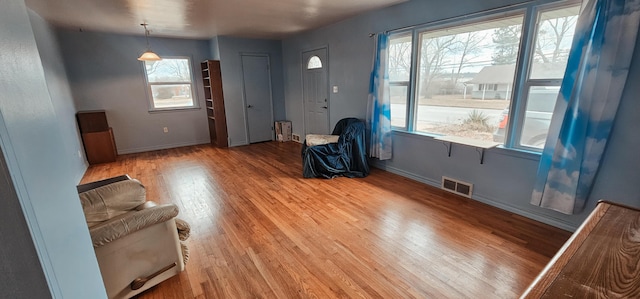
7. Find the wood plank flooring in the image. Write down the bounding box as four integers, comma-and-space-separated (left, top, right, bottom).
80, 142, 571, 299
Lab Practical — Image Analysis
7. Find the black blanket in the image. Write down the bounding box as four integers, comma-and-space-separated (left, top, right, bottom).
302, 118, 370, 179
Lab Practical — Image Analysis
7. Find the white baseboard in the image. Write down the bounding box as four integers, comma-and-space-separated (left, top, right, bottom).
371, 161, 577, 232
373, 162, 441, 186
229, 140, 249, 147
117, 139, 211, 154
470, 193, 576, 231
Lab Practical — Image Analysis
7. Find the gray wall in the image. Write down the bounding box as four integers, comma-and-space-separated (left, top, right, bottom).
282, 0, 640, 230
57, 29, 212, 154
217, 36, 285, 146
0, 0, 106, 297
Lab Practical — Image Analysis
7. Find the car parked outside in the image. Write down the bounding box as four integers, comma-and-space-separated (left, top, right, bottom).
493, 87, 559, 149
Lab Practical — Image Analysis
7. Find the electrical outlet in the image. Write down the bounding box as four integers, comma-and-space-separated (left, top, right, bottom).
332, 86, 338, 93
163, 127, 169, 133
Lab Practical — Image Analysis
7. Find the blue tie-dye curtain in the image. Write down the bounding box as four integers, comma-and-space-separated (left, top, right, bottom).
531, 0, 640, 214
367, 33, 393, 160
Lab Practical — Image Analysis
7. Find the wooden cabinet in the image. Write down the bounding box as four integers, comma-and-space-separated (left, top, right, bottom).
77, 111, 117, 164
200, 60, 228, 147
521, 201, 640, 298
81, 129, 117, 164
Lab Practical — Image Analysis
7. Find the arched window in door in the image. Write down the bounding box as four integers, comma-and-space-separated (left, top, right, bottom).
307, 55, 322, 69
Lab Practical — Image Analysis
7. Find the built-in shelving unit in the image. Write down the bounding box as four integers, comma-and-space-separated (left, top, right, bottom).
200, 60, 228, 147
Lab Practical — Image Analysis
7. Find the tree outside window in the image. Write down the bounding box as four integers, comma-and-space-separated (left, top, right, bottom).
143, 57, 197, 110
388, 2, 580, 151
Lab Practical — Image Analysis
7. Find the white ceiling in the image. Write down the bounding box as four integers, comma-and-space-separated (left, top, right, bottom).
26, 0, 407, 39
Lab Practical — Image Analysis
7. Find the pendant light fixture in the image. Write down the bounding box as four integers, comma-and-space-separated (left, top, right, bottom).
137, 23, 162, 61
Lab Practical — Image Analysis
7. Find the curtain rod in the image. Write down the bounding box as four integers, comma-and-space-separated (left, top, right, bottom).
369, 0, 540, 37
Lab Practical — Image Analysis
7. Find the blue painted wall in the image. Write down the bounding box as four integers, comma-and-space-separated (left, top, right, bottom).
210, 36, 221, 60
29, 11, 87, 182
217, 36, 285, 146
282, 0, 640, 230
0, 0, 106, 297
56, 29, 213, 154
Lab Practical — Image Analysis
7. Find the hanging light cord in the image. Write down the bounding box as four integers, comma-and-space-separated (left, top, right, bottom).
137, 22, 161, 61
141, 23, 151, 49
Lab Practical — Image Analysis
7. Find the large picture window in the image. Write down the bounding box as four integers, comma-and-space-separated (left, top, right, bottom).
143, 57, 198, 111
388, 1, 580, 151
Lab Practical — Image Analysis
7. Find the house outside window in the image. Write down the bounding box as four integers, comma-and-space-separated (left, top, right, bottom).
388, 1, 580, 151
143, 57, 198, 111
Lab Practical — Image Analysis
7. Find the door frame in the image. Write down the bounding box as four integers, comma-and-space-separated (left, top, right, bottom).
239, 52, 275, 143
0, 111, 61, 296
301, 46, 330, 136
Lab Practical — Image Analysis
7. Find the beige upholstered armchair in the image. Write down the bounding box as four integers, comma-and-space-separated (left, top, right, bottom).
77, 175, 189, 298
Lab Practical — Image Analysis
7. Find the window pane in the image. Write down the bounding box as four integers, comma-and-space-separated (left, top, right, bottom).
414, 15, 522, 141
390, 85, 408, 128
389, 33, 413, 128
145, 59, 192, 82
530, 5, 580, 79
520, 86, 559, 148
307, 56, 322, 69
389, 34, 412, 82
150, 84, 194, 108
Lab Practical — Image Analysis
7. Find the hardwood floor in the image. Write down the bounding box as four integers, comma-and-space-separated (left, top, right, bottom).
80, 142, 571, 299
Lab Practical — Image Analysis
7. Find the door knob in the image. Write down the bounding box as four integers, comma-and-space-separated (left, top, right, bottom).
247, 105, 253, 108
322, 106, 328, 109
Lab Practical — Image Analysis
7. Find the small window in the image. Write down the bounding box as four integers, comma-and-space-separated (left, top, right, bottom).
143, 57, 197, 111
307, 56, 323, 69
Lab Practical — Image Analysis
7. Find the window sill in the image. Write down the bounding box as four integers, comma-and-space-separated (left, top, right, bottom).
391, 129, 541, 161
148, 106, 201, 113
491, 145, 541, 161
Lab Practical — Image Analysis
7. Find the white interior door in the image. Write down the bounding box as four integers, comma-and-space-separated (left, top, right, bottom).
242, 54, 274, 143
303, 48, 329, 135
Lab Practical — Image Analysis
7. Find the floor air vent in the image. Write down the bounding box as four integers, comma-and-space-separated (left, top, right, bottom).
292, 134, 301, 143
441, 176, 473, 198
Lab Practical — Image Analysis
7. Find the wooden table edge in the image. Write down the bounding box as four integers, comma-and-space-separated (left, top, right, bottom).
519, 201, 612, 298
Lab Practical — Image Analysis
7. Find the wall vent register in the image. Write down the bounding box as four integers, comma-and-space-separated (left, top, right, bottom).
441, 176, 473, 198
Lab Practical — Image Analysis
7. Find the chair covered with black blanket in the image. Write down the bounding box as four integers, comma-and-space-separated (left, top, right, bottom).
302, 117, 370, 178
